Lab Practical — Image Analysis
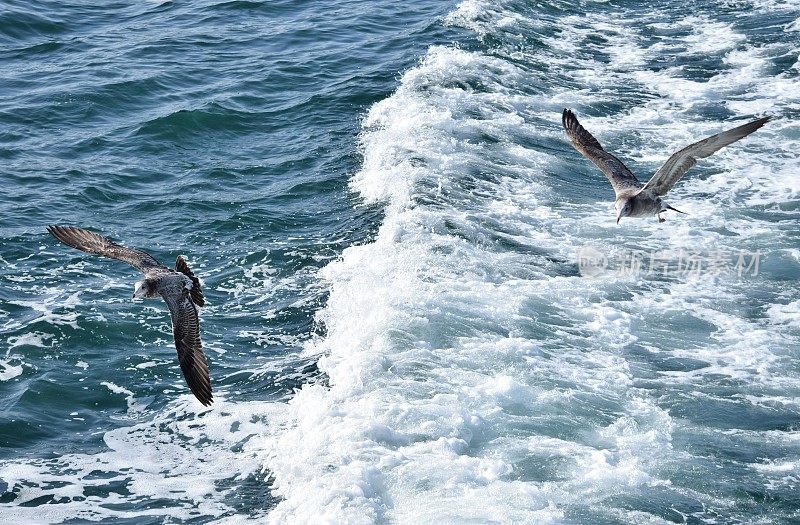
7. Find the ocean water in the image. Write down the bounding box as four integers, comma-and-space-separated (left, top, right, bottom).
1, 0, 799, 523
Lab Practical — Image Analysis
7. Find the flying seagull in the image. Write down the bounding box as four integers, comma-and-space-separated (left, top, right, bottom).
562, 109, 771, 223
47, 225, 212, 406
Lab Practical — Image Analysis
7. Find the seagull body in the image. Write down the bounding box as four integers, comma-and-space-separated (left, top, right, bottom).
562, 109, 771, 223
47, 225, 212, 406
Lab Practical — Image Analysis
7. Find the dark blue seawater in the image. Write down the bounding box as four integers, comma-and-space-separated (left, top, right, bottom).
2, 0, 799, 523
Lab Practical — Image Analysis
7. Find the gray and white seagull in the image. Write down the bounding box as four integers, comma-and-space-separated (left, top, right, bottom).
562, 109, 771, 223
47, 225, 212, 406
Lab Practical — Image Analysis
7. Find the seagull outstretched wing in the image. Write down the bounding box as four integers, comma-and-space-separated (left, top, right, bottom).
48, 225, 165, 273
161, 286, 213, 406
562, 109, 642, 196
639, 116, 771, 198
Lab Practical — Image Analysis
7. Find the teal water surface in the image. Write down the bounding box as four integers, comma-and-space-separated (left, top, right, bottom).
1, 0, 456, 520
2, 0, 800, 523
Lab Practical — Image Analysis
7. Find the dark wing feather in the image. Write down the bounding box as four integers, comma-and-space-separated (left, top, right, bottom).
640, 116, 771, 197
562, 109, 642, 196
175, 256, 205, 307
162, 287, 213, 406
47, 225, 165, 273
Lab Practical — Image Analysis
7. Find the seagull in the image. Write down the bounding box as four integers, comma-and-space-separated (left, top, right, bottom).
47, 225, 212, 406
562, 109, 771, 223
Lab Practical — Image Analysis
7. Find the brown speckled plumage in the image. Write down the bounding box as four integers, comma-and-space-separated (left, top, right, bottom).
47, 225, 212, 406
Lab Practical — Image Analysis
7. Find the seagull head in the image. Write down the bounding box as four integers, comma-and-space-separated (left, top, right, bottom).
133, 280, 147, 299
616, 199, 633, 224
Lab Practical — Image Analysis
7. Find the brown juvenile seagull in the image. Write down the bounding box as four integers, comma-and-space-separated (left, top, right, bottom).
47, 225, 212, 406
562, 109, 771, 223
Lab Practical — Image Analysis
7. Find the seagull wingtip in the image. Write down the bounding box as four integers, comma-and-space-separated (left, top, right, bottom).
46, 224, 65, 239
562, 108, 575, 128
746, 114, 774, 129
198, 391, 213, 406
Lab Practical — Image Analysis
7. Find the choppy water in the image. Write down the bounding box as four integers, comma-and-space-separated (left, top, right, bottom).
2, 0, 799, 523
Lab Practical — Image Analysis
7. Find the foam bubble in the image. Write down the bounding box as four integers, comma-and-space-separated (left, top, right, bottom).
767, 300, 800, 329
0, 359, 23, 381
681, 16, 745, 54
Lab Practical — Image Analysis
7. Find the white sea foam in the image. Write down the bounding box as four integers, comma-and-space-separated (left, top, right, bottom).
7, 331, 54, 349
0, 359, 23, 381
768, 300, 800, 329
261, 1, 800, 522
681, 16, 746, 54
0, 398, 282, 523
